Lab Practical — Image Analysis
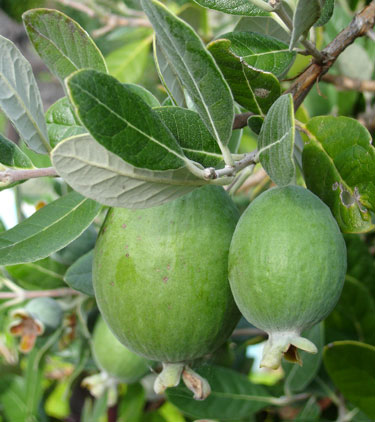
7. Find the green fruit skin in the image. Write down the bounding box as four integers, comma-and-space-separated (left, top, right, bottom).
229, 186, 347, 334
92, 317, 151, 383
93, 186, 241, 363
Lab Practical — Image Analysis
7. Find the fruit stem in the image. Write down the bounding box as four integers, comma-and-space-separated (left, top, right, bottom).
153, 362, 184, 394
182, 366, 211, 401
261, 331, 318, 370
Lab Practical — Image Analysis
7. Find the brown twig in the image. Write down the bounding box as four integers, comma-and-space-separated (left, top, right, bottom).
0, 167, 58, 185
321, 74, 375, 92
0, 287, 79, 299
233, 112, 254, 130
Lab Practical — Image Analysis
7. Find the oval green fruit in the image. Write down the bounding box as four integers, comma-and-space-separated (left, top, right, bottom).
229, 186, 347, 369
92, 316, 151, 383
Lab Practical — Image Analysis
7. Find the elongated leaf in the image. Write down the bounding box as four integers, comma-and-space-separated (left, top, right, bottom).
0, 191, 102, 266
315, 0, 334, 26
324, 341, 375, 419
106, 30, 153, 83
218, 32, 295, 78
46, 97, 86, 147
167, 366, 272, 420
302, 116, 375, 233
23, 9, 107, 82
192, 0, 270, 16
208, 39, 280, 115
295, 397, 321, 421
64, 250, 94, 296
0, 36, 49, 153
154, 107, 223, 167
52, 134, 204, 209
290, 0, 323, 50
235, 17, 290, 44
6, 257, 67, 290
154, 39, 187, 107
142, 0, 234, 150
124, 83, 160, 108
258, 94, 295, 186
67, 69, 187, 171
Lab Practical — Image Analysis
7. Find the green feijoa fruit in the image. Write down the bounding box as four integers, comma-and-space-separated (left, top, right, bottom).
92, 316, 151, 383
229, 185, 347, 370
93, 186, 241, 396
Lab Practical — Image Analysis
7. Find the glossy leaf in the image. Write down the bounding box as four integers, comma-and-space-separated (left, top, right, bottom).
326, 277, 375, 345
324, 341, 375, 419
6, 257, 67, 290
167, 366, 272, 420
235, 17, 290, 44
0, 191, 102, 265
154, 106, 223, 167
208, 39, 280, 115
64, 250, 94, 296
0, 35, 49, 154
191, 0, 271, 16
46, 97, 87, 148
302, 116, 375, 233
67, 69, 187, 171
290, 0, 323, 50
142, 0, 234, 150
283, 323, 324, 393
258, 94, 295, 186
52, 134, 204, 209
23, 9, 107, 82
106, 30, 153, 83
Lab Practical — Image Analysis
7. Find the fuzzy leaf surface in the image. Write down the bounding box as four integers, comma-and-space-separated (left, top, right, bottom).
290, 0, 323, 49
0, 191, 101, 265
142, 0, 234, 148
23, 9, 107, 82
124, 83, 160, 108
258, 94, 295, 186
302, 116, 375, 233
235, 16, 290, 43
315, 0, 334, 26
52, 134, 204, 209
191, 0, 270, 16
67, 69, 186, 171
0, 36, 49, 153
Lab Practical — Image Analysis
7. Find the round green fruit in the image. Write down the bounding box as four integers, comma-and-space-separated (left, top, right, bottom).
229, 186, 347, 369
93, 186, 241, 396
92, 316, 151, 383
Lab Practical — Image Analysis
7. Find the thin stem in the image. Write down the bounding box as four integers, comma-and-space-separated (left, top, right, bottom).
227, 165, 255, 195
204, 151, 258, 180
0, 287, 79, 300
231, 328, 267, 337
14, 186, 24, 223
322, 73, 375, 92
0, 167, 58, 185
248, 0, 274, 12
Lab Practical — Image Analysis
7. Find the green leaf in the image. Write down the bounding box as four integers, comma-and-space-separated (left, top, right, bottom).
295, 397, 321, 421
166, 366, 272, 420
0, 134, 34, 169
52, 134, 204, 209
106, 29, 153, 83
46, 97, 87, 148
67, 69, 187, 171
258, 94, 295, 186
290, 0, 323, 50
191, 0, 271, 16
0, 191, 102, 265
302, 116, 375, 233
142, 0, 234, 151
326, 277, 375, 345
208, 39, 280, 115
235, 17, 290, 44
118, 383, 146, 422
154, 106, 223, 167
283, 323, 324, 393
23, 8, 107, 83
64, 249, 95, 296
324, 341, 375, 419
217, 32, 295, 78
0, 35, 50, 154
6, 257, 67, 290
315, 0, 335, 26
124, 83, 160, 108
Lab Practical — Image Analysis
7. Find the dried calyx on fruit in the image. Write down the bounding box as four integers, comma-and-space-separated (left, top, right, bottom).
93, 186, 241, 399
229, 186, 347, 369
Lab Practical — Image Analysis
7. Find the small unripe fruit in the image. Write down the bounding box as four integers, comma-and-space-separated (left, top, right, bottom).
229, 186, 347, 369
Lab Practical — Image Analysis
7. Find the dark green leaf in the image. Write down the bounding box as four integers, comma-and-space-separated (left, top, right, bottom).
235, 16, 290, 44
64, 250, 94, 296
124, 83, 160, 108
295, 397, 321, 421
247, 115, 264, 135
315, 0, 335, 26
46, 97, 87, 148
208, 39, 280, 115
154, 106, 223, 167
0, 134, 34, 168
142, 0, 234, 151
23, 9, 107, 83
0, 191, 102, 265
191, 0, 271, 16
67, 69, 187, 171
324, 341, 375, 419
52, 134, 204, 209
302, 116, 375, 233
167, 366, 272, 420
258, 94, 295, 186
0, 35, 50, 154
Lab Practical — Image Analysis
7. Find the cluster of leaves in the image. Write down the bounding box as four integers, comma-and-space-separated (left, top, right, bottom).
0, 0, 374, 421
